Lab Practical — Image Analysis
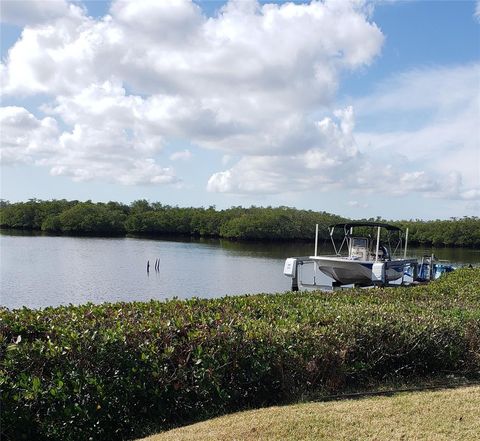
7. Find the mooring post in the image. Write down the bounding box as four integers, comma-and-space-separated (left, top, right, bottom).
291, 260, 299, 292
147, 260, 150, 273
291, 273, 299, 292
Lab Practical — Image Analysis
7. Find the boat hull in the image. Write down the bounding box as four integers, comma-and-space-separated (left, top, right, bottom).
312, 256, 407, 286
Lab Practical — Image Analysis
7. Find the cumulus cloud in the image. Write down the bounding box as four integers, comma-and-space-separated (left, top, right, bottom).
354, 64, 480, 201
0, 101, 178, 186
2, 0, 383, 101
170, 150, 192, 161
1, 0, 477, 204
208, 65, 479, 202
1, 0, 385, 188
207, 106, 366, 194
0, 0, 73, 26
2, 0, 475, 207
206, 106, 444, 196
0, 107, 59, 164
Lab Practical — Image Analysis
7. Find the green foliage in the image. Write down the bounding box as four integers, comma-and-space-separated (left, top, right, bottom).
0, 199, 77, 230
58, 202, 126, 235
393, 217, 480, 247
0, 200, 344, 241
0, 200, 127, 236
1, 269, 479, 441
1, 199, 479, 245
219, 206, 341, 240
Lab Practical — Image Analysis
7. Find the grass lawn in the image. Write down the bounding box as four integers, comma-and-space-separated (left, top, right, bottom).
137, 385, 480, 441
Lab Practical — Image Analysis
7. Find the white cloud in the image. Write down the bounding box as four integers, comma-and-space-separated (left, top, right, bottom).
207, 107, 367, 194
170, 150, 192, 161
475, 0, 480, 22
1, 1, 477, 205
0, 0, 73, 26
353, 64, 479, 116
222, 155, 233, 165
1, 0, 385, 188
354, 64, 480, 201
348, 200, 368, 208
0, 106, 59, 164
207, 65, 480, 202
1, 12, 117, 97
110, 0, 203, 42
2, 0, 383, 102
206, 107, 389, 195
0, 101, 178, 186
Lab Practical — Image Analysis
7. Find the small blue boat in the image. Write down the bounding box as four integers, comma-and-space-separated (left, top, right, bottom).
406, 255, 455, 282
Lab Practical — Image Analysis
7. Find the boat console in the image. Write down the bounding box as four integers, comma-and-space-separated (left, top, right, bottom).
348, 236, 390, 261
349, 237, 369, 260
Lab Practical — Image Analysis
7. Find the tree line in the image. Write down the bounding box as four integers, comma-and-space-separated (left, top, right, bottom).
0, 199, 478, 246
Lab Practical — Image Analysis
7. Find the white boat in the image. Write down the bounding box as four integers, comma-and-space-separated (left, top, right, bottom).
283, 222, 418, 289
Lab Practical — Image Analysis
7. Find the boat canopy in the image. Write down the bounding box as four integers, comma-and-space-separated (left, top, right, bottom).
329, 222, 402, 232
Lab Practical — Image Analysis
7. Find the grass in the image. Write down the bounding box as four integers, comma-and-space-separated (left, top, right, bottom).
137, 385, 480, 441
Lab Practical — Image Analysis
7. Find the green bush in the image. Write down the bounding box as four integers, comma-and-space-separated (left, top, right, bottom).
59, 202, 126, 235
1, 269, 480, 441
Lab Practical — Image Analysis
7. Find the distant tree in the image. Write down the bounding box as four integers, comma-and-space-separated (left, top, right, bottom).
1, 199, 479, 246
59, 202, 126, 235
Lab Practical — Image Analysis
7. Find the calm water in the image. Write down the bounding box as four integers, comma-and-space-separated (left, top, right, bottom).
1, 231, 479, 309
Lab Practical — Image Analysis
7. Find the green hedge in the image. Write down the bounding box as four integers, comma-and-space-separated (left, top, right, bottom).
1, 269, 479, 441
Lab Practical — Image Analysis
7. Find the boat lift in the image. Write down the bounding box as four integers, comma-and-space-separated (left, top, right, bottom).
284, 223, 419, 291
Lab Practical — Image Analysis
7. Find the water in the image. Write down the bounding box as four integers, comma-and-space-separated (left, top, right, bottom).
1, 231, 479, 309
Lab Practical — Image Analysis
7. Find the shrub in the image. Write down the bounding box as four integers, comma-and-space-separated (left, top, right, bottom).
1, 269, 479, 441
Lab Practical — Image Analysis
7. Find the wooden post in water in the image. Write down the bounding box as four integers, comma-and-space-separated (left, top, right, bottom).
147, 260, 150, 273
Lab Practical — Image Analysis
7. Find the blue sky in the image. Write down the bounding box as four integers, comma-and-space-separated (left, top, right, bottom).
1, 0, 479, 220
